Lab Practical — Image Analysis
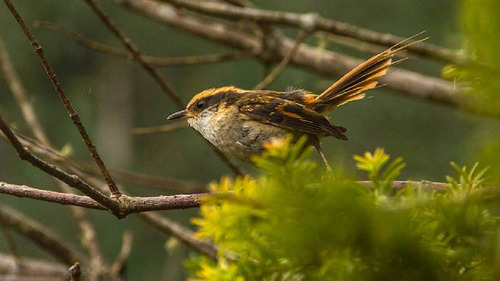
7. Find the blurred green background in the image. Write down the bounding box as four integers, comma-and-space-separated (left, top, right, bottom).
0, 0, 498, 280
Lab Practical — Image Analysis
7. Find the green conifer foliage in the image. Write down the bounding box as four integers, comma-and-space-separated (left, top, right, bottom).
187, 139, 498, 281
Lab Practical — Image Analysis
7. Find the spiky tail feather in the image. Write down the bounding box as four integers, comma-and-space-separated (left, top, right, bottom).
309, 35, 426, 113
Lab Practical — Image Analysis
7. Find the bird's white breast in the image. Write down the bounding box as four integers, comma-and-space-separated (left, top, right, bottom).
187, 106, 289, 161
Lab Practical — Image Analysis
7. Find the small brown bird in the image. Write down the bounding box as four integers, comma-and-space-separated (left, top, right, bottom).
168, 40, 417, 168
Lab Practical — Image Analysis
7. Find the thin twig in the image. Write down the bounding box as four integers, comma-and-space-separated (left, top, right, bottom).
358, 180, 448, 192
139, 212, 218, 260
0, 225, 22, 270
84, 0, 245, 176
64, 192, 105, 281
111, 231, 133, 277
0, 40, 50, 145
131, 121, 188, 135
254, 30, 308, 90
0, 205, 84, 265
0, 253, 69, 279
34, 21, 251, 67
2, 0, 121, 197
163, 0, 467, 65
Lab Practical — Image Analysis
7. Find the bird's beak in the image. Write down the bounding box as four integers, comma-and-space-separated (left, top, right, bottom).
167, 109, 191, 120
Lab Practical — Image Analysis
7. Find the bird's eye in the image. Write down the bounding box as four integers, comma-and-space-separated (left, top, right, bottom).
196, 100, 206, 109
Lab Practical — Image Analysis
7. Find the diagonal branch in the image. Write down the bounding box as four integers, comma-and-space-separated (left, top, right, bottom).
0, 40, 50, 145
139, 212, 218, 260
2, 0, 121, 197
0, 225, 21, 269
0, 205, 84, 265
111, 231, 133, 276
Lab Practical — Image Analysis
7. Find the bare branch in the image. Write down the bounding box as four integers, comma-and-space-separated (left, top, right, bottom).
118, 0, 260, 50
358, 180, 447, 192
0, 253, 68, 280
0, 182, 105, 210
3, 0, 121, 197
163, 0, 467, 65
0, 40, 50, 145
111, 231, 133, 276
0, 205, 84, 265
65, 197, 105, 280
0, 226, 21, 270
139, 213, 218, 260
34, 21, 252, 67
0, 181, 203, 213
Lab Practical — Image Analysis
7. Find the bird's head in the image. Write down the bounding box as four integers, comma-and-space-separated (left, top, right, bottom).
167, 86, 245, 127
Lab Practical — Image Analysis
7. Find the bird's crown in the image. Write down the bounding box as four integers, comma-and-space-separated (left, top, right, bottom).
186, 86, 246, 114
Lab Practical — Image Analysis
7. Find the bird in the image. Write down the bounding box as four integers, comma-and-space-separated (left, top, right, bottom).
167, 38, 421, 169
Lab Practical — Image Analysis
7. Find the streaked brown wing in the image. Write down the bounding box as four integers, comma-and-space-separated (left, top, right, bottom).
239, 95, 347, 140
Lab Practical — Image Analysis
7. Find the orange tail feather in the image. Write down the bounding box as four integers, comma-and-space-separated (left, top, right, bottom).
309, 35, 426, 113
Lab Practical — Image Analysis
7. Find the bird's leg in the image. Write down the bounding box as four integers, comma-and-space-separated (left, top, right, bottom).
313, 142, 333, 173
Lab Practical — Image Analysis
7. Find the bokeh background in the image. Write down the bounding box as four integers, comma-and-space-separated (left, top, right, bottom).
0, 0, 498, 280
